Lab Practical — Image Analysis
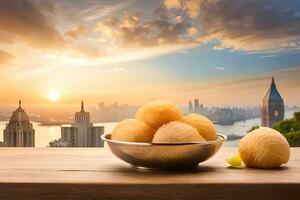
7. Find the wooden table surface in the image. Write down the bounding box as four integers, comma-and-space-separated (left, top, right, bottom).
0, 147, 299, 200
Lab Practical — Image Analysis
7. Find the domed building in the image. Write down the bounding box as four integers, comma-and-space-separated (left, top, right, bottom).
3, 101, 35, 147
262, 77, 285, 127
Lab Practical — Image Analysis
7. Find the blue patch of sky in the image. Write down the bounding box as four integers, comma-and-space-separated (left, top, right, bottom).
132, 41, 300, 83
293, 0, 300, 17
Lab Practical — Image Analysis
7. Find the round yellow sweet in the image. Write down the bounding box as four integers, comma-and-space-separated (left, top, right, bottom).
135, 100, 182, 129
152, 121, 205, 143
180, 113, 217, 141
238, 127, 290, 169
112, 119, 154, 142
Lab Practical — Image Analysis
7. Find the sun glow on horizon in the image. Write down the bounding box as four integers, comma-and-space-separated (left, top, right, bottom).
48, 90, 61, 102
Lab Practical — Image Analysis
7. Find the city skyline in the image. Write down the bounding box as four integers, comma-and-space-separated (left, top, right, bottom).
0, 0, 300, 106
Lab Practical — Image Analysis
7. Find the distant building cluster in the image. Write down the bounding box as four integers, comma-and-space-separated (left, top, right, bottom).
187, 98, 261, 125
91, 102, 138, 122
186, 77, 285, 127
49, 101, 104, 147
188, 98, 204, 113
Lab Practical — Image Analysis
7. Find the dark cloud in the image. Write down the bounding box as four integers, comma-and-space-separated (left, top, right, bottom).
34, 0, 55, 13
0, 0, 63, 49
95, 8, 194, 48
199, 0, 300, 51
0, 50, 14, 64
165, 0, 300, 52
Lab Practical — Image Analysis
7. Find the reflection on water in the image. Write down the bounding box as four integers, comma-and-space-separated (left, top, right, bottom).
0, 110, 297, 147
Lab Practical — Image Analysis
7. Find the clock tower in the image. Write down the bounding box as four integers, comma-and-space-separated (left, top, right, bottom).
262, 77, 284, 127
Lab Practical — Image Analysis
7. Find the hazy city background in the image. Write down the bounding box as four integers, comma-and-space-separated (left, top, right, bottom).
0, 100, 299, 147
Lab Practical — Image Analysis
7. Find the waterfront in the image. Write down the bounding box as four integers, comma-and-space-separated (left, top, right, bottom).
0, 118, 262, 147
0, 110, 297, 147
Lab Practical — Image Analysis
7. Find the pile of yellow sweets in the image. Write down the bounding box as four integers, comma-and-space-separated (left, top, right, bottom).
112, 100, 217, 143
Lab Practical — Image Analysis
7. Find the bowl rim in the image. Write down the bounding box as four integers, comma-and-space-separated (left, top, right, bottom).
101, 133, 227, 146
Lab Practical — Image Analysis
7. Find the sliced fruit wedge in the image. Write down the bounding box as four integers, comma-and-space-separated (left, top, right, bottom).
226, 155, 244, 169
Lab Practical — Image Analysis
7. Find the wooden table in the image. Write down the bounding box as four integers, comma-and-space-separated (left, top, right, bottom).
0, 147, 299, 200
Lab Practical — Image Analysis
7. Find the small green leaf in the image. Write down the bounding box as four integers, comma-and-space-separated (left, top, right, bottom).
226, 155, 244, 169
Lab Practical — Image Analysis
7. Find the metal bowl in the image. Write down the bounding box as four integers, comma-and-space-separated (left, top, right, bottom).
102, 134, 227, 169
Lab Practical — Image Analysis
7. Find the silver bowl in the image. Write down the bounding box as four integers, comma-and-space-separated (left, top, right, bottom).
102, 134, 227, 169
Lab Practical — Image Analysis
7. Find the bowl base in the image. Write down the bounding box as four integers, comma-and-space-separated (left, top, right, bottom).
130, 164, 199, 170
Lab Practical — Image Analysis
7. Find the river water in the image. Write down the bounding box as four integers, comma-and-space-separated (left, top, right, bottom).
0, 110, 296, 147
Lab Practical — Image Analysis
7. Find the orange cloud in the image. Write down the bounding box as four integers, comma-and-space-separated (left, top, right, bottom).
0, 50, 14, 64
65, 25, 88, 39
0, 0, 64, 49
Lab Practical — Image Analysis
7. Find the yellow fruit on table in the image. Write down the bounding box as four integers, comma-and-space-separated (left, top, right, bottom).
112, 119, 154, 142
152, 121, 205, 143
135, 100, 182, 129
238, 127, 290, 169
180, 113, 217, 141
226, 155, 244, 169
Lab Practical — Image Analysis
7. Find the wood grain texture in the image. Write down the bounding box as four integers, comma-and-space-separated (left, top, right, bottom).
0, 147, 299, 200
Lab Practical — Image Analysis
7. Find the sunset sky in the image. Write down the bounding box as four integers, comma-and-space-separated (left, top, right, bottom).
0, 0, 300, 106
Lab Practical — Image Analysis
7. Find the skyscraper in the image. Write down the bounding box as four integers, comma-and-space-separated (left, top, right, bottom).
3, 101, 35, 147
60, 100, 104, 147
194, 98, 200, 113
262, 77, 285, 127
188, 100, 193, 113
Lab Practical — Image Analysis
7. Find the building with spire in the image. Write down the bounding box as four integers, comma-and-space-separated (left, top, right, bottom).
3, 101, 35, 147
55, 100, 104, 147
262, 77, 285, 127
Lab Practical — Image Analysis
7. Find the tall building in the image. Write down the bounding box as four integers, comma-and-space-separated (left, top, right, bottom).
188, 100, 193, 113
194, 98, 200, 113
188, 98, 204, 114
262, 77, 284, 127
60, 101, 104, 147
3, 101, 35, 147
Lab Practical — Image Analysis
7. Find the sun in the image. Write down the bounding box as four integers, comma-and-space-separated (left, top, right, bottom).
48, 90, 60, 102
